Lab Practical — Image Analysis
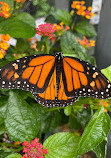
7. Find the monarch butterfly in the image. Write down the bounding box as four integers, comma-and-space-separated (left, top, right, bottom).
0, 52, 111, 107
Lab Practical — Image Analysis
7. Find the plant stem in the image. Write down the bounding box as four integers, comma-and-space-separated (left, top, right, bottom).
0, 142, 21, 148
71, 15, 77, 31
46, 37, 49, 54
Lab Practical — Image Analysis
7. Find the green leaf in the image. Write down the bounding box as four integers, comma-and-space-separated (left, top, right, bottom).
75, 106, 110, 156
15, 12, 35, 28
76, 108, 91, 128
0, 96, 8, 125
101, 65, 111, 82
61, 31, 86, 56
6, 153, 22, 158
69, 116, 82, 130
0, 12, 36, 38
16, 38, 30, 54
32, 104, 61, 133
93, 139, 107, 158
55, 9, 71, 25
0, 124, 5, 135
43, 132, 80, 158
5, 91, 39, 142
64, 106, 72, 116
75, 21, 97, 37
60, 31, 95, 62
0, 151, 11, 158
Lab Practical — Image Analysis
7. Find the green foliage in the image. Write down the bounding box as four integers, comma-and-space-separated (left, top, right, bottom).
33, 0, 54, 18
32, 104, 61, 133
69, 115, 81, 130
54, 9, 72, 25
93, 139, 107, 158
64, 106, 72, 116
0, 124, 5, 135
5, 91, 39, 142
44, 132, 80, 158
101, 65, 111, 82
0, 12, 36, 38
0, 96, 8, 125
61, 31, 96, 65
16, 38, 30, 54
75, 106, 110, 157
61, 31, 86, 55
75, 21, 97, 37
6, 153, 22, 158
0, 151, 12, 158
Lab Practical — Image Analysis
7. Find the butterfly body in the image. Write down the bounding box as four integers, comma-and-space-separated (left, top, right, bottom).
0, 52, 111, 107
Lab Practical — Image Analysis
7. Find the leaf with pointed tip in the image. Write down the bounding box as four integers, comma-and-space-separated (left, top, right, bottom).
43, 132, 80, 158
101, 65, 111, 82
93, 139, 107, 158
5, 91, 39, 142
75, 106, 110, 157
75, 21, 97, 37
55, 9, 71, 25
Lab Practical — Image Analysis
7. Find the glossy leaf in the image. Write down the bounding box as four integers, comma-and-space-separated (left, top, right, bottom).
44, 132, 80, 158
0, 124, 5, 135
0, 96, 8, 125
93, 139, 107, 158
75, 106, 110, 156
61, 31, 86, 57
75, 21, 97, 37
6, 153, 22, 158
5, 91, 39, 142
101, 65, 111, 82
32, 104, 61, 133
0, 12, 36, 38
55, 9, 71, 25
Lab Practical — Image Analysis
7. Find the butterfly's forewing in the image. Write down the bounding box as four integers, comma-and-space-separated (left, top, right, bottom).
0, 54, 55, 93
62, 57, 111, 99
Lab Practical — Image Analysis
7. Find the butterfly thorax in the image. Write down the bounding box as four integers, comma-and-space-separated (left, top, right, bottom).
55, 52, 63, 95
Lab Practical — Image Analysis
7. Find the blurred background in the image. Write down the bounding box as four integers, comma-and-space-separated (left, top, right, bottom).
22, 0, 111, 70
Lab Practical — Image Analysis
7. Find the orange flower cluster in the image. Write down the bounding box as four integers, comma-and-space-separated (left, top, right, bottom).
77, 36, 95, 48
0, 34, 10, 59
99, 100, 109, 112
71, 1, 94, 19
0, 1, 11, 18
52, 22, 70, 42
53, 22, 70, 32
16, 0, 26, 3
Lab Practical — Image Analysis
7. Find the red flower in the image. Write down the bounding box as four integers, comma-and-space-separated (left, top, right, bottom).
36, 23, 56, 39
22, 137, 48, 158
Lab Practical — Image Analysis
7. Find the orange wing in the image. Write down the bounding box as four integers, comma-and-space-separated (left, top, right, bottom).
0, 55, 55, 93
33, 71, 78, 107
62, 57, 111, 99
